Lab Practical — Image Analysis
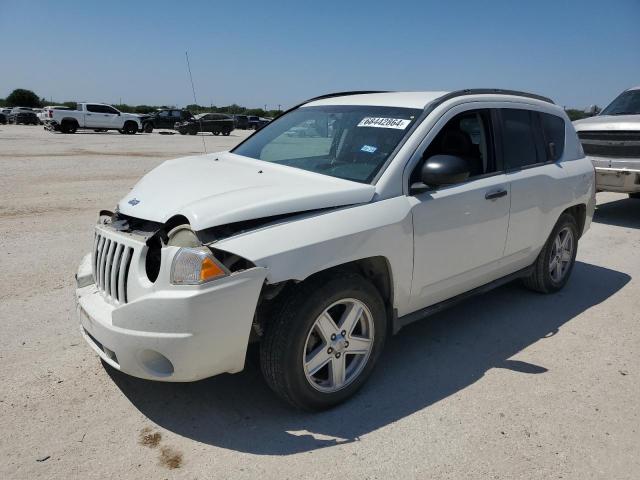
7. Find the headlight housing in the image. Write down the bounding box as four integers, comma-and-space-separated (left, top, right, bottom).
170, 247, 228, 285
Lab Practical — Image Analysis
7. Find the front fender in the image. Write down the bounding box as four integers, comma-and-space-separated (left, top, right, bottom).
213, 196, 416, 316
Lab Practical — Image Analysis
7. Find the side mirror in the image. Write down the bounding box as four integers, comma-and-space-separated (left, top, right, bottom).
420, 154, 470, 188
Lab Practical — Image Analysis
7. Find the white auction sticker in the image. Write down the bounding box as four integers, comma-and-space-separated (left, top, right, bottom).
357, 117, 411, 129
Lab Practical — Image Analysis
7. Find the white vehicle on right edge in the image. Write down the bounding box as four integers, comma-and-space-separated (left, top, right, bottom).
574, 86, 640, 198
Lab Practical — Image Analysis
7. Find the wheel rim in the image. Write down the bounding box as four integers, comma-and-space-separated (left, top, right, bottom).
303, 298, 374, 393
549, 226, 574, 283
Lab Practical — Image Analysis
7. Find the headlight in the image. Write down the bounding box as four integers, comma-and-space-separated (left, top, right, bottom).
170, 247, 228, 285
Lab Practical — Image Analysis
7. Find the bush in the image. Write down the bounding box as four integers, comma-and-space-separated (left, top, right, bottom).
6, 89, 41, 108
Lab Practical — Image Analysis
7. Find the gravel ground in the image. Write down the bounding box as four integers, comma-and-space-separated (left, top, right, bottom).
1, 124, 638, 479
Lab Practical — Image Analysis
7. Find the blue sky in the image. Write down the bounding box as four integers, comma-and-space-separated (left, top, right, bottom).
1, 0, 638, 109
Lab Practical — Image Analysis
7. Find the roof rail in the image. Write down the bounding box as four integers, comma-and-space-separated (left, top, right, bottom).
433, 88, 555, 106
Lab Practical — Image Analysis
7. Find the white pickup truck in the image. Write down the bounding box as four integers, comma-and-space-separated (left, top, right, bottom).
574, 86, 640, 198
76, 89, 595, 410
44, 103, 141, 134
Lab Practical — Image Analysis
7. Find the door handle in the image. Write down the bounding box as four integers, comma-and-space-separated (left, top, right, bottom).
485, 189, 508, 200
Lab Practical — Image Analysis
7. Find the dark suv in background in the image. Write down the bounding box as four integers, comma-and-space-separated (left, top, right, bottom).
8, 107, 39, 125
142, 109, 194, 133
175, 113, 234, 136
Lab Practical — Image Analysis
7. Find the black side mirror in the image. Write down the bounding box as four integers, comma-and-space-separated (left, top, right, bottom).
420, 154, 470, 188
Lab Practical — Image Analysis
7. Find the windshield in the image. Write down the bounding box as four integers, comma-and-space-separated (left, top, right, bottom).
601, 90, 640, 116
232, 105, 421, 183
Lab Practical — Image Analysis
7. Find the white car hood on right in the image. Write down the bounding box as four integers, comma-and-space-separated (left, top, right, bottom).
573, 114, 640, 131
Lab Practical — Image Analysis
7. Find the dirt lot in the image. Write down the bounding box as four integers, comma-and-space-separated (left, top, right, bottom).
1, 124, 639, 479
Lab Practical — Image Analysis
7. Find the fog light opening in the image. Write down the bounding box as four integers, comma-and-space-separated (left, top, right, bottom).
138, 349, 174, 377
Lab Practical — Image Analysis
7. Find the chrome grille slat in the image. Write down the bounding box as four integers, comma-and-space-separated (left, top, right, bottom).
92, 230, 135, 305
103, 241, 116, 297
118, 247, 132, 304
110, 244, 124, 302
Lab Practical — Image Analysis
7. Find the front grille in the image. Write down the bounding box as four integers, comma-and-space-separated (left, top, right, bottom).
92, 232, 133, 304
578, 130, 640, 158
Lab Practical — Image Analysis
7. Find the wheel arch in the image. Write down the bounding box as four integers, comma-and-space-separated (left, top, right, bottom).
254, 256, 396, 340
562, 203, 586, 238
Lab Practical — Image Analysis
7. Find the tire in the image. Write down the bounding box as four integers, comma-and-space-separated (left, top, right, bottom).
143, 123, 153, 133
629, 193, 640, 199
523, 213, 578, 293
260, 272, 387, 411
61, 120, 77, 134
188, 130, 197, 135
212, 130, 220, 136
179, 130, 187, 135
223, 129, 231, 136
123, 121, 137, 135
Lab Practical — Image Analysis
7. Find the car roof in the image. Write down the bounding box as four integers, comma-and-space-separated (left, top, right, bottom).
303, 89, 555, 110
305, 91, 449, 109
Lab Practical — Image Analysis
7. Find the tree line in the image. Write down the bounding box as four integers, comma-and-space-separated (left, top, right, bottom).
1, 88, 598, 121
0, 88, 283, 118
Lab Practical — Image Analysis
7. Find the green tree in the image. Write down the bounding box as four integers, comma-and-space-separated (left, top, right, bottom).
6, 89, 41, 107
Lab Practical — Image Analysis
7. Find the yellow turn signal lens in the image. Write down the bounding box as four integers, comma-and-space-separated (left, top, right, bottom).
200, 256, 226, 282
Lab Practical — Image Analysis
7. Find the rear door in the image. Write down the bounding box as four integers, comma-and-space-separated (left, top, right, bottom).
499, 108, 569, 260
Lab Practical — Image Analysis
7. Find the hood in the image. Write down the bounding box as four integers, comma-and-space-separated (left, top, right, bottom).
117, 152, 376, 231
573, 114, 640, 131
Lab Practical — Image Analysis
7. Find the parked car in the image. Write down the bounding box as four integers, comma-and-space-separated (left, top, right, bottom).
141, 109, 194, 133
8, 107, 39, 125
0, 108, 10, 124
175, 113, 234, 136
573, 85, 640, 198
44, 103, 141, 134
234, 114, 250, 129
247, 116, 271, 130
31, 108, 43, 124
75, 89, 594, 410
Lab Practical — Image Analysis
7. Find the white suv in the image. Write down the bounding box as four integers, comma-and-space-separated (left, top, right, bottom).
75, 89, 595, 410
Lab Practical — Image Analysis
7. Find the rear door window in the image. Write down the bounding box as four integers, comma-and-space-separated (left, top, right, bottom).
500, 109, 543, 169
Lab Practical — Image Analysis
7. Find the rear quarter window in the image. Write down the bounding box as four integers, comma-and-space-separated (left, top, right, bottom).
539, 113, 565, 161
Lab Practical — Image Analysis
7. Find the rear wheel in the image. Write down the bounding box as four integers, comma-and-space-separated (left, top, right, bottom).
260, 272, 387, 411
188, 130, 197, 135
523, 213, 578, 293
143, 123, 154, 133
212, 130, 220, 136
222, 129, 231, 136
179, 130, 187, 135
61, 120, 77, 134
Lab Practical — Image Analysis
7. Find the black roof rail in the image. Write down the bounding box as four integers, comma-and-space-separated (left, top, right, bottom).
432, 88, 555, 106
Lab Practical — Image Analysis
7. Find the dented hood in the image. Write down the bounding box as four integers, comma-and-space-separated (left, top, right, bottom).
117, 152, 376, 230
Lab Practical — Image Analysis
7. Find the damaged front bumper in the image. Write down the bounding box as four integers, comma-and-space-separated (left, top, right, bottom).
75, 247, 267, 382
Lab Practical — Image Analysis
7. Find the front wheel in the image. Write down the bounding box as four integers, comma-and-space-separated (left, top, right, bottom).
260, 272, 387, 411
523, 213, 578, 293
212, 130, 220, 136
123, 121, 138, 134
143, 123, 153, 133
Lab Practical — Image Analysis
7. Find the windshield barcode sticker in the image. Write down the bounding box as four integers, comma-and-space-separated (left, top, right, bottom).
357, 117, 411, 129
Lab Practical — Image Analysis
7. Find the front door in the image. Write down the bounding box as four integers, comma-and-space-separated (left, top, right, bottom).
408, 108, 510, 311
